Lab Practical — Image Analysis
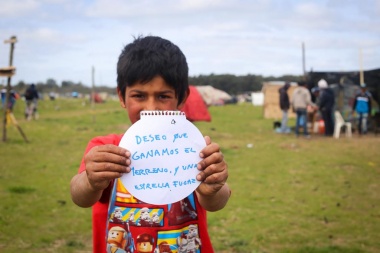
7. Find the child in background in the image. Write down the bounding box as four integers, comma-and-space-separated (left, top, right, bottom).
70, 35, 231, 253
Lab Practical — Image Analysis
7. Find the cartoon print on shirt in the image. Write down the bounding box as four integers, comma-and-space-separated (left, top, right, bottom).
176, 233, 188, 253
135, 207, 164, 227
136, 233, 155, 253
109, 206, 164, 227
110, 207, 124, 223
155, 241, 173, 253
106, 224, 135, 253
106, 189, 203, 252
186, 224, 201, 253
115, 178, 140, 203
167, 194, 198, 226
128, 212, 136, 226
151, 211, 161, 227
137, 207, 152, 226
107, 226, 128, 253
156, 224, 202, 253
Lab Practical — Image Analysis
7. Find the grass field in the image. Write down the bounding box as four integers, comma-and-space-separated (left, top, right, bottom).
0, 97, 379, 253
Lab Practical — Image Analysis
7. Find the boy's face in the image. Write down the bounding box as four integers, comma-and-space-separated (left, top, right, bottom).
118, 76, 188, 124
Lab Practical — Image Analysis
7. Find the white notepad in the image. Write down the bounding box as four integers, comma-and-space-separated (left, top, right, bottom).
119, 111, 206, 205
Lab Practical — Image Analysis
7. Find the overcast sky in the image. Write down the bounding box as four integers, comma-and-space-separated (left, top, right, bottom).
1, 0, 380, 87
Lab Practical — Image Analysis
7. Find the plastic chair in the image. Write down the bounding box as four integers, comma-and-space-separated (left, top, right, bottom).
334, 111, 352, 139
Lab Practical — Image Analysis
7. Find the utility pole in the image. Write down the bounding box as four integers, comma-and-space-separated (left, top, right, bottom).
359, 48, 364, 85
302, 42, 307, 81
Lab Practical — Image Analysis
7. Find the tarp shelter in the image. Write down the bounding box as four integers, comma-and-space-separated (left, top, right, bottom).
308, 69, 380, 120
308, 68, 380, 106
181, 86, 211, 122
91, 93, 104, 103
195, 85, 232, 106
262, 81, 298, 119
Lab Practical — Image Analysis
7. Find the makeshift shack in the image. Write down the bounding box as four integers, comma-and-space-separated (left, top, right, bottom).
262, 81, 297, 119
308, 68, 380, 107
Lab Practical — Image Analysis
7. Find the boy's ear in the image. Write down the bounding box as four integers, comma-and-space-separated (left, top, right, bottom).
117, 87, 126, 108
177, 87, 190, 110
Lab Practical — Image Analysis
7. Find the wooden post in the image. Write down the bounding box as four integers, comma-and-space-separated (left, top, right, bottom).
302, 42, 306, 81
2, 36, 28, 142
91, 66, 96, 123
2, 36, 17, 142
359, 48, 364, 85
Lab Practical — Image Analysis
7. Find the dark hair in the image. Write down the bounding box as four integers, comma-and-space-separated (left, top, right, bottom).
117, 36, 189, 105
297, 81, 306, 86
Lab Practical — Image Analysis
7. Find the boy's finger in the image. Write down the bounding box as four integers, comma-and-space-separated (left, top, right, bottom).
89, 162, 129, 174
100, 144, 129, 155
198, 151, 224, 170
197, 167, 227, 184
92, 151, 130, 166
199, 142, 220, 158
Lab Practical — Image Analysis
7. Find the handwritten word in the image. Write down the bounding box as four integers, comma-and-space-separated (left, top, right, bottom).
134, 179, 198, 191
182, 163, 197, 171
131, 167, 169, 176
135, 182, 170, 190
135, 134, 167, 145
184, 147, 196, 153
172, 133, 188, 143
172, 179, 197, 187
132, 148, 179, 160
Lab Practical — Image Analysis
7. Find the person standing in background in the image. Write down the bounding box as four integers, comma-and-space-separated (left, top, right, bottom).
317, 79, 335, 136
24, 83, 39, 120
291, 81, 316, 138
278, 82, 291, 133
1, 88, 18, 111
352, 84, 372, 134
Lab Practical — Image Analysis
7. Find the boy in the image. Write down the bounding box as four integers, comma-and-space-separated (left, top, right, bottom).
70, 36, 230, 253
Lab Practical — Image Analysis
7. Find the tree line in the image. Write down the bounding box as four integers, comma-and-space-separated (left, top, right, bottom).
7, 74, 304, 96
189, 74, 303, 95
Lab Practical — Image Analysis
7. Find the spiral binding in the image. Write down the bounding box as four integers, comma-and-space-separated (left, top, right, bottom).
140, 111, 186, 116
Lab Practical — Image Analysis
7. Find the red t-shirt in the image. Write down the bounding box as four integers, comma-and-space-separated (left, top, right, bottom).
78, 134, 214, 253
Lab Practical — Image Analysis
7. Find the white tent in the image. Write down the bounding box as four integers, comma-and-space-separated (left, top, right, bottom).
251, 92, 264, 106
195, 85, 232, 106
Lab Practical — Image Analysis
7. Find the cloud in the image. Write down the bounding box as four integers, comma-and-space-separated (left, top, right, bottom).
0, 0, 39, 17
0, 0, 379, 86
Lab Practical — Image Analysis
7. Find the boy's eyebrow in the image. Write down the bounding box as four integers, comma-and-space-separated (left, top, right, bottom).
129, 89, 175, 94
157, 90, 176, 94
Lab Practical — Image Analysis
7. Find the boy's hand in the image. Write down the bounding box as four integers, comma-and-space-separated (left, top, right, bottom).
196, 136, 228, 196
84, 144, 130, 192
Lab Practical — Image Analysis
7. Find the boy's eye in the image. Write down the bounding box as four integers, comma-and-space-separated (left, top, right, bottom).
131, 94, 144, 98
158, 94, 173, 99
